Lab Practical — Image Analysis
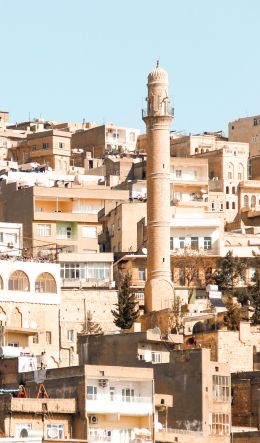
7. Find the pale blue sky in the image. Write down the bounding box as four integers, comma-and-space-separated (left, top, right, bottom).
1, 0, 260, 134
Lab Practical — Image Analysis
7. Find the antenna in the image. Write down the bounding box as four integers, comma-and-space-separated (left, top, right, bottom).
156, 59, 159, 68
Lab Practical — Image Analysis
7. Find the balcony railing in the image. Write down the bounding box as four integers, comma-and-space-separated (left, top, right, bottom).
86, 394, 153, 415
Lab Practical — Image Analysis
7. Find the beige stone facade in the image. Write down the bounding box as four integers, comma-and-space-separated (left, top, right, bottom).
229, 115, 260, 158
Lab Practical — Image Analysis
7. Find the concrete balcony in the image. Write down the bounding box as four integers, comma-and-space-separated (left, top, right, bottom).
86, 395, 153, 416
6, 397, 77, 414
34, 211, 98, 223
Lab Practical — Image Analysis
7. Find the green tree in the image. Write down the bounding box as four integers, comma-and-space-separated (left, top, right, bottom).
223, 296, 241, 331
215, 251, 246, 294
249, 268, 260, 325
112, 272, 139, 330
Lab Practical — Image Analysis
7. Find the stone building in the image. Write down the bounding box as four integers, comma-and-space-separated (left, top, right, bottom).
0, 258, 60, 368
78, 331, 231, 443
71, 123, 140, 160
229, 114, 260, 158
11, 130, 72, 172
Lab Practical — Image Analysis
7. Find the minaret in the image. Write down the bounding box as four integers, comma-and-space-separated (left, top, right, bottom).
142, 63, 174, 312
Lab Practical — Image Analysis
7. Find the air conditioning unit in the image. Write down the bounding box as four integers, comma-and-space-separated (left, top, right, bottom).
98, 379, 108, 388
47, 427, 59, 439
89, 415, 98, 424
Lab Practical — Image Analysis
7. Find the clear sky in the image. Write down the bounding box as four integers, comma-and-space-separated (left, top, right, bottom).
1, 0, 260, 135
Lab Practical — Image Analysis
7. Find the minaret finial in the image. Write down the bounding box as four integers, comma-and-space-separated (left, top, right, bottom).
156, 59, 159, 68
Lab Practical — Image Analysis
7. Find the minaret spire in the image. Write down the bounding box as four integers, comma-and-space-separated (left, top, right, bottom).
142, 65, 174, 312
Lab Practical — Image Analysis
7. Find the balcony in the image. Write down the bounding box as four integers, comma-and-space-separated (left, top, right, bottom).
34, 210, 98, 223
6, 397, 77, 414
86, 394, 153, 415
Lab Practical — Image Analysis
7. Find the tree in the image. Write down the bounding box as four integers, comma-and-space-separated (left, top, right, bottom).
172, 248, 215, 302
215, 251, 246, 294
248, 268, 260, 325
223, 296, 241, 331
112, 272, 139, 330
168, 296, 188, 334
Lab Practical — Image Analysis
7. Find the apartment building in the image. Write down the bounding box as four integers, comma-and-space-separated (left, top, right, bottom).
0, 222, 23, 256
0, 258, 60, 368
71, 123, 140, 159
99, 202, 146, 253
78, 332, 231, 443
0, 179, 129, 257
12, 130, 72, 172
0, 363, 154, 443
229, 114, 260, 158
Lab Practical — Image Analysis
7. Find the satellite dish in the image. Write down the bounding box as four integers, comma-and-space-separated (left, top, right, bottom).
142, 247, 147, 255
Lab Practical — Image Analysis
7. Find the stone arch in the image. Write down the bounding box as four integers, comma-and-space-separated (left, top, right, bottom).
35, 272, 57, 293
10, 307, 22, 328
8, 270, 30, 291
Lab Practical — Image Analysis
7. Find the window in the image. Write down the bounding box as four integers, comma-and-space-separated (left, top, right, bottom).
151, 352, 161, 363
232, 187, 236, 194
87, 385, 97, 400
170, 236, 174, 250
212, 375, 230, 402
179, 237, 185, 249
33, 333, 39, 344
31, 145, 36, 151
139, 267, 146, 281
232, 202, 235, 209
59, 142, 65, 149
56, 223, 75, 240
109, 386, 115, 401
204, 237, 212, 250
220, 203, 224, 212
225, 186, 229, 194
4, 233, 17, 245
42, 143, 49, 149
175, 170, 182, 179
228, 172, 232, 179
8, 271, 30, 291
251, 195, 256, 208
60, 262, 110, 281
238, 173, 242, 180
244, 195, 249, 207
46, 331, 52, 345
210, 413, 230, 435
226, 202, 229, 209
191, 237, 199, 250
46, 424, 64, 439
211, 202, 215, 211
35, 273, 57, 293
122, 388, 134, 402
67, 330, 74, 342
0, 232, 3, 242
37, 224, 51, 237
82, 226, 97, 238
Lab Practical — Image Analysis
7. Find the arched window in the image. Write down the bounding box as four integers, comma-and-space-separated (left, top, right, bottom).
238, 163, 244, 181
244, 195, 249, 208
8, 271, 30, 291
228, 163, 234, 179
10, 307, 22, 327
251, 195, 256, 208
0, 276, 3, 290
35, 273, 57, 293
195, 148, 199, 154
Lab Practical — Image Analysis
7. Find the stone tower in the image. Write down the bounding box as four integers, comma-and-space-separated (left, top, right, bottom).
142, 64, 174, 312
